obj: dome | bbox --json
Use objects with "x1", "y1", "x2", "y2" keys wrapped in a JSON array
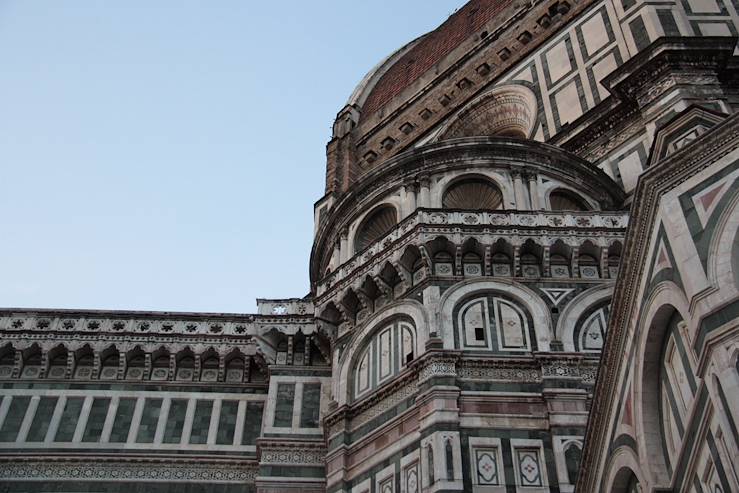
[{"x1": 349, "y1": 0, "x2": 514, "y2": 117}]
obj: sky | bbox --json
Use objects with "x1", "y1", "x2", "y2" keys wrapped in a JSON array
[{"x1": 0, "y1": 1, "x2": 465, "y2": 313}]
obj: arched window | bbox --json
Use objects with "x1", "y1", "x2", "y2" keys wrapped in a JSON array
[
  {"x1": 550, "y1": 254, "x2": 570, "y2": 278},
  {"x1": 445, "y1": 440, "x2": 455, "y2": 480},
  {"x1": 126, "y1": 350, "x2": 145, "y2": 380},
  {"x1": 353, "y1": 320, "x2": 417, "y2": 400},
  {"x1": 100, "y1": 349, "x2": 119, "y2": 380},
  {"x1": 550, "y1": 189, "x2": 590, "y2": 211},
  {"x1": 579, "y1": 253, "x2": 600, "y2": 279},
  {"x1": 608, "y1": 241, "x2": 623, "y2": 278},
  {"x1": 355, "y1": 206, "x2": 398, "y2": 253},
  {"x1": 0, "y1": 348, "x2": 15, "y2": 378},
  {"x1": 22, "y1": 347, "x2": 42, "y2": 378},
  {"x1": 151, "y1": 352, "x2": 170, "y2": 381},
  {"x1": 427, "y1": 444, "x2": 435, "y2": 485},
  {"x1": 491, "y1": 253, "x2": 511, "y2": 276},
  {"x1": 201, "y1": 354, "x2": 220, "y2": 382},
  {"x1": 74, "y1": 349, "x2": 94, "y2": 379},
  {"x1": 565, "y1": 444, "x2": 582, "y2": 484},
  {"x1": 225, "y1": 356, "x2": 245, "y2": 383},
  {"x1": 463, "y1": 252, "x2": 483, "y2": 277},
  {"x1": 47, "y1": 347, "x2": 68, "y2": 379},
  {"x1": 442, "y1": 178, "x2": 503, "y2": 210},
  {"x1": 455, "y1": 294, "x2": 535, "y2": 352},
  {"x1": 519, "y1": 239, "x2": 542, "y2": 278},
  {"x1": 434, "y1": 251, "x2": 454, "y2": 276}
]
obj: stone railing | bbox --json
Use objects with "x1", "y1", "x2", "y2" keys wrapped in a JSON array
[{"x1": 0, "y1": 310, "x2": 315, "y2": 338}]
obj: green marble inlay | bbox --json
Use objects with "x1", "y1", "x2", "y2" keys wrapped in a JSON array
[
  {"x1": 54, "y1": 397, "x2": 84, "y2": 442},
  {"x1": 109, "y1": 398, "x2": 136, "y2": 443},
  {"x1": 273, "y1": 383, "x2": 294, "y2": 427},
  {"x1": 242, "y1": 401, "x2": 264, "y2": 445},
  {"x1": 0, "y1": 396, "x2": 31, "y2": 442},
  {"x1": 136, "y1": 398, "x2": 163, "y2": 443},
  {"x1": 26, "y1": 396, "x2": 58, "y2": 442},
  {"x1": 300, "y1": 383, "x2": 321, "y2": 428},
  {"x1": 82, "y1": 397, "x2": 111, "y2": 442},
  {"x1": 189, "y1": 400, "x2": 213, "y2": 444},
  {"x1": 163, "y1": 398, "x2": 188, "y2": 444},
  {"x1": 216, "y1": 400, "x2": 239, "y2": 445}
]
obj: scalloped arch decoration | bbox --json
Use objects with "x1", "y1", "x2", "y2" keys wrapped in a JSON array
[{"x1": 438, "y1": 84, "x2": 538, "y2": 140}]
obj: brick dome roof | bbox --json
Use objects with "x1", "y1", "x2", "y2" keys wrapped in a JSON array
[{"x1": 360, "y1": 0, "x2": 513, "y2": 116}]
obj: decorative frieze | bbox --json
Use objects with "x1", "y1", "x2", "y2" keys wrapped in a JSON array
[
  {"x1": 261, "y1": 447, "x2": 326, "y2": 465},
  {"x1": 0, "y1": 312, "x2": 315, "y2": 338},
  {"x1": 458, "y1": 361, "x2": 541, "y2": 382},
  {"x1": 419, "y1": 356, "x2": 458, "y2": 383},
  {"x1": 0, "y1": 459, "x2": 258, "y2": 483}
]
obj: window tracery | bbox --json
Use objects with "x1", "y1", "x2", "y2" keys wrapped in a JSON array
[
  {"x1": 454, "y1": 294, "x2": 534, "y2": 352},
  {"x1": 353, "y1": 319, "x2": 416, "y2": 399}
]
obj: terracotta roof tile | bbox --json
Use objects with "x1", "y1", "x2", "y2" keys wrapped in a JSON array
[{"x1": 362, "y1": 0, "x2": 513, "y2": 116}]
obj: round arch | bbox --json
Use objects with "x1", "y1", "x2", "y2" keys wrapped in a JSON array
[
  {"x1": 334, "y1": 299, "x2": 430, "y2": 406},
  {"x1": 438, "y1": 278, "x2": 552, "y2": 351},
  {"x1": 557, "y1": 283, "x2": 614, "y2": 351},
  {"x1": 546, "y1": 187, "x2": 595, "y2": 212},
  {"x1": 632, "y1": 281, "x2": 691, "y2": 487},
  {"x1": 353, "y1": 204, "x2": 399, "y2": 254},
  {"x1": 441, "y1": 175, "x2": 504, "y2": 210},
  {"x1": 707, "y1": 189, "x2": 739, "y2": 291},
  {"x1": 602, "y1": 446, "x2": 646, "y2": 493},
  {"x1": 431, "y1": 169, "x2": 514, "y2": 210}
]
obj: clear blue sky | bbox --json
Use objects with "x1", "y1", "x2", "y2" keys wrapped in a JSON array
[{"x1": 0, "y1": 1, "x2": 464, "y2": 313}]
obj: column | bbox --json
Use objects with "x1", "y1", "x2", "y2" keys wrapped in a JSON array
[
  {"x1": 207, "y1": 399, "x2": 222, "y2": 445},
  {"x1": 126, "y1": 397, "x2": 145, "y2": 444},
  {"x1": 418, "y1": 176, "x2": 430, "y2": 208},
  {"x1": 100, "y1": 396, "x2": 119, "y2": 443},
  {"x1": 292, "y1": 382, "x2": 304, "y2": 428},
  {"x1": 16, "y1": 395, "x2": 40, "y2": 442},
  {"x1": 233, "y1": 400, "x2": 247, "y2": 446},
  {"x1": 403, "y1": 181, "x2": 418, "y2": 217},
  {"x1": 154, "y1": 397, "x2": 171, "y2": 444},
  {"x1": 72, "y1": 395, "x2": 94, "y2": 442},
  {"x1": 339, "y1": 228, "x2": 349, "y2": 264},
  {"x1": 44, "y1": 396, "x2": 66, "y2": 443},
  {"x1": 527, "y1": 171, "x2": 540, "y2": 210},
  {"x1": 512, "y1": 170, "x2": 527, "y2": 210},
  {"x1": 180, "y1": 399, "x2": 196, "y2": 445}
]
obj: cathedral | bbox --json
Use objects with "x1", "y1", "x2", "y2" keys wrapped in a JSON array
[{"x1": 1, "y1": 0, "x2": 738, "y2": 492}]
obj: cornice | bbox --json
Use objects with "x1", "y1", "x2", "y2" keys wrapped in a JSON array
[
  {"x1": 553, "y1": 37, "x2": 737, "y2": 159},
  {"x1": 314, "y1": 209, "x2": 627, "y2": 303}
]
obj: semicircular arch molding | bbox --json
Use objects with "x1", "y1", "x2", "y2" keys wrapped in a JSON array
[
  {"x1": 632, "y1": 281, "x2": 691, "y2": 487},
  {"x1": 602, "y1": 446, "x2": 647, "y2": 493},
  {"x1": 349, "y1": 201, "x2": 402, "y2": 255},
  {"x1": 334, "y1": 299, "x2": 429, "y2": 406},
  {"x1": 438, "y1": 278, "x2": 552, "y2": 351},
  {"x1": 436, "y1": 84, "x2": 538, "y2": 141},
  {"x1": 431, "y1": 169, "x2": 514, "y2": 210},
  {"x1": 707, "y1": 188, "x2": 739, "y2": 291},
  {"x1": 557, "y1": 283, "x2": 614, "y2": 351}
]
